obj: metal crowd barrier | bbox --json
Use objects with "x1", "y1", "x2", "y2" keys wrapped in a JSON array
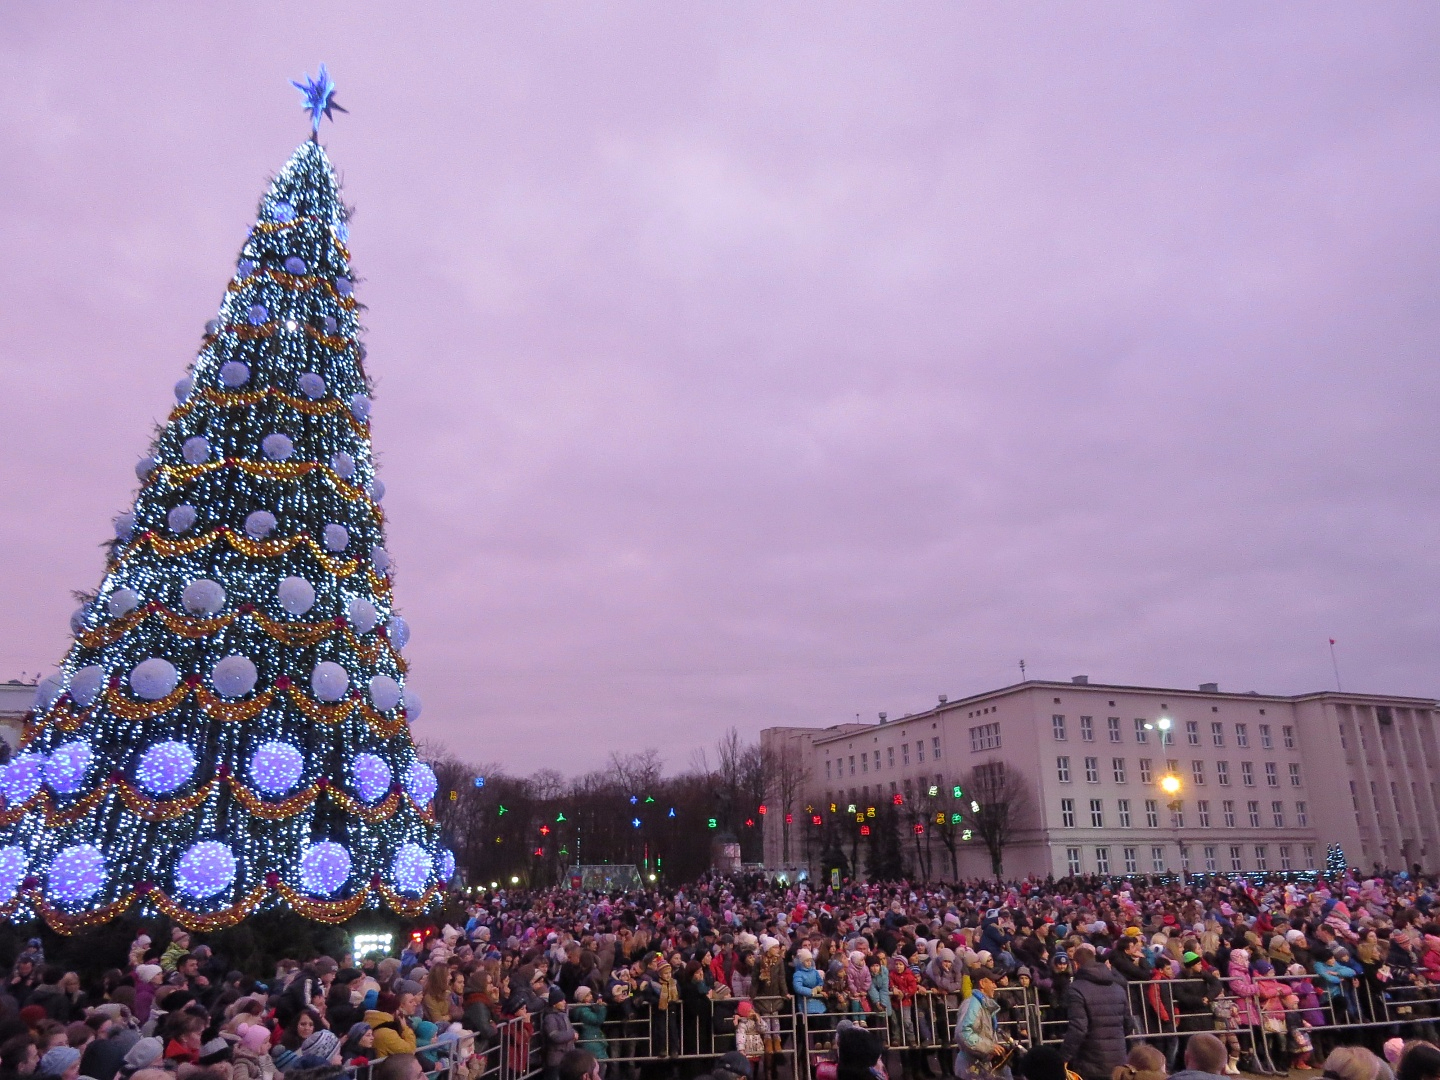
[{"x1": 346, "y1": 971, "x2": 1440, "y2": 1080}]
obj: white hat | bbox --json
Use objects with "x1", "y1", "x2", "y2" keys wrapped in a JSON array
[
  {"x1": 759, "y1": 936, "x2": 779, "y2": 951},
  {"x1": 135, "y1": 964, "x2": 163, "y2": 984},
  {"x1": 796, "y1": 948, "x2": 814, "y2": 962}
]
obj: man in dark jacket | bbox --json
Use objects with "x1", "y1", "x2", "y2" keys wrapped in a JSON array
[{"x1": 1059, "y1": 945, "x2": 1133, "y2": 1080}]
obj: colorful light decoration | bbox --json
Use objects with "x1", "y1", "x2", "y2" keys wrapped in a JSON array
[
  {"x1": 860, "y1": 825, "x2": 871, "y2": 836},
  {"x1": 810, "y1": 814, "x2": 822, "y2": 826},
  {"x1": 707, "y1": 817, "x2": 717, "y2": 829},
  {"x1": 927, "y1": 785, "x2": 939, "y2": 797},
  {"x1": 539, "y1": 825, "x2": 550, "y2": 836},
  {"x1": 951, "y1": 812, "x2": 963, "y2": 824},
  {"x1": 952, "y1": 785, "x2": 963, "y2": 798},
  {"x1": 913, "y1": 824, "x2": 925, "y2": 835},
  {"x1": 0, "y1": 116, "x2": 445, "y2": 931},
  {"x1": 784, "y1": 813, "x2": 793, "y2": 824},
  {"x1": 437, "y1": 849, "x2": 456, "y2": 880},
  {"x1": 174, "y1": 841, "x2": 237, "y2": 898},
  {"x1": 667, "y1": 807, "x2": 676, "y2": 818},
  {"x1": 631, "y1": 817, "x2": 642, "y2": 828},
  {"x1": 757, "y1": 804, "x2": 767, "y2": 815},
  {"x1": 891, "y1": 793, "x2": 903, "y2": 806}
]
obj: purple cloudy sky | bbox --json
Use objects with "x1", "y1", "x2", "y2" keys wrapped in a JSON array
[{"x1": 2, "y1": 6, "x2": 1438, "y2": 774}]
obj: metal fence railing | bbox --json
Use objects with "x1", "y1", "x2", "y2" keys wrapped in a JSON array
[{"x1": 342, "y1": 973, "x2": 1440, "y2": 1080}]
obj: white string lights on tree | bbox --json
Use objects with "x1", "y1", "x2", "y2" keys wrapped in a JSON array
[{"x1": 1, "y1": 71, "x2": 449, "y2": 933}]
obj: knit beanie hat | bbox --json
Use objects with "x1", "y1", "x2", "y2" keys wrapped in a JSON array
[
  {"x1": 40, "y1": 1047, "x2": 81, "y2": 1076},
  {"x1": 135, "y1": 964, "x2": 163, "y2": 984},
  {"x1": 300, "y1": 1029, "x2": 341, "y2": 1063},
  {"x1": 238, "y1": 1023, "x2": 272, "y2": 1053},
  {"x1": 123, "y1": 1037, "x2": 164, "y2": 1070}
]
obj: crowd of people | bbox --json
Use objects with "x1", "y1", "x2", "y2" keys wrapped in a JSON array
[{"x1": 4, "y1": 869, "x2": 1440, "y2": 1080}]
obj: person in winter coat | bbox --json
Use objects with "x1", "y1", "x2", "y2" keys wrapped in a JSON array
[
  {"x1": 954, "y1": 976, "x2": 1010, "y2": 1080},
  {"x1": 131, "y1": 967, "x2": 163, "y2": 1027},
  {"x1": 541, "y1": 986, "x2": 577, "y2": 1080},
  {"x1": 926, "y1": 949, "x2": 965, "y2": 1067},
  {"x1": 571, "y1": 987, "x2": 609, "y2": 1063},
  {"x1": 1312, "y1": 948, "x2": 1358, "y2": 1023},
  {"x1": 845, "y1": 953, "x2": 873, "y2": 1005},
  {"x1": 1059, "y1": 946, "x2": 1133, "y2": 1080},
  {"x1": 365, "y1": 979, "x2": 422, "y2": 1059},
  {"x1": 1287, "y1": 965, "x2": 1327, "y2": 1028},
  {"x1": 230, "y1": 1023, "x2": 278, "y2": 1080}
]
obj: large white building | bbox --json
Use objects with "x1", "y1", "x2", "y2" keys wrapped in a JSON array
[
  {"x1": 762, "y1": 677, "x2": 1439, "y2": 880},
  {"x1": 0, "y1": 679, "x2": 34, "y2": 760}
]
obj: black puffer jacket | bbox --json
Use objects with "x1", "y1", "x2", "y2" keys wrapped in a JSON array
[{"x1": 1059, "y1": 964, "x2": 1133, "y2": 1080}]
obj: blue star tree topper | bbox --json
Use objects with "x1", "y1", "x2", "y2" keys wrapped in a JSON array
[{"x1": 293, "y1": 64, "x2": 347, "y2": 136}]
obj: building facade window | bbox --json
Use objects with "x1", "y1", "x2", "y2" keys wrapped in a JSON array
[
  {"x1": 1080, "y1": 716, "x2": 1094, "y2": 742},
  {"x1": 1112, "y1": 758, "x2": 1127, "y2": 783},
  {"x1": 1255, "y1": 846, "x2": 1268, "y2": 871},
  {"x1": 1211, "y1": 721, "x2": 1225, "y2": 747},
  {"x1": 1123, "y1": 846, "x2": 1138, "y2": 873},
  {"x1": 1272, "y1": 801, "x2": 1284, "y2": 827},
  {"x1": 1230, "y1": 845, "x2": 1243, "y2": 872},
  {"x1": 1217, "y1": 760, "x2": 1230, "y2": 786},
  {"x1": 1191, "y1": 760, "x2": 1205, "y2": 785},
  {"x1": 1084, "y1": 757, "x2": 1099, "y2": 783},
  {"x1": 1186, "y1": 720, "x2": 1200, "y2": 745},
  {"x1": 916, "y1": 741, "x2": 925, "y2": 762},
  {"x1": 849, "y1": 755, "x2": 856, "y2": 775},
  {"x1": 1241, "y1": 761, "x2": 1254, "y2": 787},
  {"x1": 826, "y1": 760, "x2": 832, "y2": 779},
  {"x1": 1172, "y1": 801, "x2": 1185, "y2": 828},
  {"x1": 1108, "y1": 716, "x2": 1122, "y2": 743},
  {"x1": 1056, "y1": 756, "x2": 1072, "y2": 783},
  {"x1": 1134, "y1": 718, "x2": 1149, "y2": 743},
  {"x1": 1139, "y1": 759, "x2": 1153, "y2": 784},
  {"x1": 1235, "y1": 723, "x2": 1249, "y2": 747},
  {"x1": 969, "y1": 723, "x2": 1001, "y2": 752},
  {"x1": 1197, "y1": 799, "x2": 1211, "y2": 827},
  {"x1": 1247, "y1": 800, "x2": 1261, "y2": 827},
  {"x1": 1089, "y1": 799, "x2": 1104, "y2": 828},
  {"x1": 1265, "y1": 762, "x2": 1279, "y2": 788},
  {"x1": 1283, "y1": 725, "x2": 1295, "y2": 749},
  {"x1": 887, "y1": 747, "x2": 895, "y2": 767},
  {"x1": 1145, "y1": 799, "x2": 1159, "y2": 828},
  {"x1": 1296, "y1": 801, "x2": 1308, "y2": 827},
  {"x1": 1060, "y1": 798, "x2": 1076, "y2": 828},
  {"x1": 1204, "y1": 845, "x2": 1217, "y2": 871},
  {"x1": 1223, "y1": 800, "x2": 1236, "y2": 827},
  {"x1": 1118, "y1": 798, "x2": 1131, "y2": 827},
  {"x1": 1066, "y1": 848, "x2": 1082, "y2": 875},
  {"x1": 1053, "y1": 715, "x2": 1067, "y2": 741},
  {"x1": 1289, "y1": 763, "x2": 1302, "y2": 787},
  {"x1": 1095, "y1": 847, "x2": 1110, "y2": 874},
  {"x1": 1151, "y1": 846, "x2": 1166, "y2": 872},
  {"x1": 861, "y1": 754, "x2": 868, "y2": 773},
  {"x1": 932, "y1": 737, "x2": 942, "y2": 758},
  {"x1": 902, "y1": 744, "x2": 910, "y2": 766},
  {"x1": 1304, "y1": 844, "x2": 1316, "y2": 869},
  {"x1": 1279, "y1": 845, "x2": 1292, "y2": 871},
  {"x1": 1166, "y1": 758, "x2": 1180, "y2": 777},
  {"x1": 1259, "y1": 724, "x2": 1272, "y2": 749}
]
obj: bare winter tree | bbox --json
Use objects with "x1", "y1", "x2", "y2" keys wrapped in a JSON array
[
  {"x1": 608, "y1": 749, "x2": 664, "y2": 793},
  {"x1": 764, "y1": 739, "x2": 811, "y2": 865},
  {"x1": 963, "y1": 760, "x2": 1036, "y2": 878}
]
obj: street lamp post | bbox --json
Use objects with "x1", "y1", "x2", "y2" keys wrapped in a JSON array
[{"x1": 1160, "y1": 773, "x2": 1185, "y2": 884}]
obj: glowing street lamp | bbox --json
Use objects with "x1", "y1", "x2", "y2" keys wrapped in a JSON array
[{"x1": 1159, "y1": 774, "x2": 1186, "y2": 882}]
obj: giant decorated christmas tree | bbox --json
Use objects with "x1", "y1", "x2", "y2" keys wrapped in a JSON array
[{"x1": 0, "y1": 69, "x2": 452, "y2": 932}]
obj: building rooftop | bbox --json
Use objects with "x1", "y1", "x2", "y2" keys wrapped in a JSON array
[{"x1": 800, "y1": 678, "x2": 1437, "y2": 747}]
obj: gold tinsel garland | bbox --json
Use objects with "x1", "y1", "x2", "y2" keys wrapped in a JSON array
[
  {"x1": 114, "y1": 527, "x2": 364, "y2": 577},
  {"x1": 0, "y1": 874, "x2": 424, "y2": 934},
  {"x1": 25, "y1": 680, "x2": 408, "y2": 741},
  {"x1": 171, "y1": 386, "x2": 370, "y2": 437},
  {"x1": 0, "y1": 767, "x2": 424, "y2": 828},
  {"x1": 151, "y1": 460, "x2": 380, "y2": 519},
  {"x1": 227, "y1": 267, "x2": 358, "y2": 308}
]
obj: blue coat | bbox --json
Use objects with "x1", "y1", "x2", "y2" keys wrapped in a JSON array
[{"x1": 793, "y1": 964, "x2": 825, "y2": 1014}]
